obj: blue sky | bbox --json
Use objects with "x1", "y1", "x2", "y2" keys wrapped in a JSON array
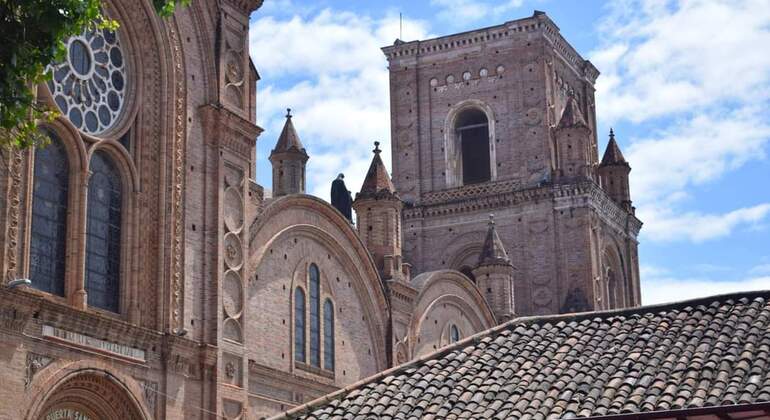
[{"x1": 247, "y1": 0, "x2": 770, "y2": 304}]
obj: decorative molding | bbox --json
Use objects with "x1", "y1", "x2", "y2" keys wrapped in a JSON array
[
  {"x1": 0, "y1": 305, "x2": 31, "y2": 333},
  {"x1": 167, "y1": 19, "x2": 187, "y2": 335},
  {"x1": 405, "y1": 180, "x2": 641, "y2": 239},
  {"x1": 138, "y1": 379, "x2": 159, "y2": 416},
  {"x1": 25, "y1": 352, "x2": 54, "y2": 388},
  {"x1": 42, "y1": 325, "x2": 146, "y2": 362},
  {"x1": 4, "y1": 149, "x2": 23, "y2": 284}
]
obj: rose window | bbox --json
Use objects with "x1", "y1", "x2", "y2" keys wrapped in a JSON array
[{"x1": 47, "y1": 28, "x2": 126, "y2": 135}]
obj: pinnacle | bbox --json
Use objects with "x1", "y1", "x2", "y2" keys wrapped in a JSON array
[
  {"x1": 271, "y1": 108, "x2": 306, "y2": 156},
  {"x1": 477, "y1": 214, "x2": 512, "y2": 267},
  {"x1": 556, "y1": 95, "x2": 589, "y2": 130},
  {"x1": 600, "y1": 129, "x2": 628, "y2": 166},
  {"x1": 357, "y1": 141, "x2": 397, "y2": 200}
]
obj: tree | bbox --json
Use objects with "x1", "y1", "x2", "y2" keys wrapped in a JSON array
[{"x1": 0, "y1": 0, "x2": 189, "y2": 149}]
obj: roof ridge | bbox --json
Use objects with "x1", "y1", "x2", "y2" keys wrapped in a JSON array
[{"x1": 269, "y1": 289, "x2": 770, "y2": 419}]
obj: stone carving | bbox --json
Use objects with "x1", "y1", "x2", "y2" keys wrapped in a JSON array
[
  {"x1": 25, "y1": 353, "x2": 54, "y2": 388},
  {"x1": 223, "y1": 270, "x2": 243, "y2": 318},
  {"x1": 225, "y1": 361, "x2": 236, "y2": 378},
  {"x1": 224, "y1": 232, "x2": 243, "y2": 270},
  {"x1": 532, "y1": 287, "x2": 552, "y2": 307},
  {"x1": 0, "y1": 306, "x2": 31, "y2": 333},
  {"x1": 224, "y1": 187, "x2": 244, "y2": 233},
  {"x1": 168, "y1": 20, "x2": 187, "y2": 334},
  {"x1": 222, "y1": 399, "x2": 244, "y2": 420},
  {"x1": 223, "y1": 318, "x2": 242, "y2": 342},
  {"x1": 4, "y1": 149, "x2": 23, "y2": 284},
  {"x1": 139, "y1": 379, "x2": 159, "y2": 416}
]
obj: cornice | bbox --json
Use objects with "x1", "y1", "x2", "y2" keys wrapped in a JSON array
[{"x1": 404, "y1": 180, "x2": 641, "y2": 238}]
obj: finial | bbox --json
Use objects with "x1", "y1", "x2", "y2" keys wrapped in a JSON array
[
  {"x1": 373, "y1": 141, "x2": 381, "y2": 154},
  {"x1": 286, "y1": 108, "x2": 292, "y2": 119},
  {"x1": 488, "y1": 214, "x2": 495, "y2": 226},
  {"x1": 609, "y1": 128, "x2": 615, "y2": 140}
]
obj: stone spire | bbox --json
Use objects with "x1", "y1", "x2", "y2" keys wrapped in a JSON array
[
  {"x1": 353, "y1": 142, "x2": 405, "y2": 280},
  {"x1": 556, "y1": 95, "x2": 589, "y2": 130},
  {"x1": 598, "y1": 129, "x2": 633, "y2": 212},
  {"x1": 273, "y1": 108, "x2": 306, "y2": 154},
  {"x1": 600, "y1": 129, "x2": 628, "y2": 166},
  {"x1": 472, "y1": 214, "x2": 515, "y2": 323},
  {"x1": 554, "y1": 95, "x2": 593, "y2": 180},
  {"x1": 269, "y1": 109, "x2": 309, "y2": 197},
  {"x1": 357, "y1": 141, "x2": 397, "y2": 200},
  {"x1": 478, "y1": 215, "x2": 511, "y2": 266}
]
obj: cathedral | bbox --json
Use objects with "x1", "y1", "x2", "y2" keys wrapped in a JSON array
[{"x1": 0, "y1": 2, "x2": 641, "y2": 419}]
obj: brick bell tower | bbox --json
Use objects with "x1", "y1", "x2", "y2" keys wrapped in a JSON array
[{"x1": 382, "y1": 11, "x2": 643, "y2": 316}]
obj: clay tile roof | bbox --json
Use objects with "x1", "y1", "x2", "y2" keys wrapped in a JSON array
[
  {"x1": 271, "y1": 291, "x2": 770, "y2": 420},
  {"x1": 357, "y1": 142, "x2": 397, "y2": 200},
  {"x1": 601, "y1": 129, "x2": 629, "y2": 166},
  {"x1": 477, "y1": 215, "x2": 511, "y2": 266},
  {"x1": 557, "y1": 95, "x2": 589, "y2": 130},
  {"x1": 271, "y1": 108, "x2": 306, "y2": 155}
]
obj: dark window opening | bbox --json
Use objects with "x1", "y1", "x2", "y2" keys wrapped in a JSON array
[
  {"x1": 457, "y1": 109, "x2": 490, "y2": 185},
  {"x1": 459, "y1": 266, "x2": 476, "y2": 283},
  {"x1": 294, "y1": 287, "x2": 306, "y2": 362},
  {"x1": 30, "y1": 131, "x2": 69, "y2": 296},
  {"x1": 309, "y1": 264, "x2": 321, "y2": 367}
]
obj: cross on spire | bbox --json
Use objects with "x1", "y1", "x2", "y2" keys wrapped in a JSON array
[
  {"x1": 373, "y1": 141, "x2": 381, "y2": 154},
  {"x1": 286, "y1": 108, "x2": 292, "y2": 119}
]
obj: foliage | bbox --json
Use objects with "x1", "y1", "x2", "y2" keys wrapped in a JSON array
[{"x1": 0, "y1": 0, "x2": 187, "y2": 150}]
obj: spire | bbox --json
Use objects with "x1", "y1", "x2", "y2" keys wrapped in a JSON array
[
  {"x1": 477, "y1": 214, "x2": 511, "y2": 266},
  {"x1": 357, "y1": 141, "x2": 397, "y2": 200},
  {"x1": 272, "y1": 108, "x2": 306, "y2": 154},
  {"x1": 600, "y1": 129, "x2": 628, "y2": 166},
  {"x1": 556, "y1": 95, "x2": 589, "y2": 130}
]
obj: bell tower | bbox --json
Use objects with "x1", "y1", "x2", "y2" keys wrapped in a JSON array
[
  {"x1": 383, "y1": 11, "x2": 642, "y2": 316},
  {"x1": 269, "y1": 109, "x2": 308, "y2": 197}
]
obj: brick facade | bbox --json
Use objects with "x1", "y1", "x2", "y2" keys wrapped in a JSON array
[{"x1": 0, "y1": 5, "x2": 640, "y2": 420}]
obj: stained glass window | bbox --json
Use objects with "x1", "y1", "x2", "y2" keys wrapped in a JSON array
[
  {"x1": 323, "y1": 299, "x2": 335, "y2": 371},
  {"x1": 85, "y1": 151, "x2": 122, "y2": 312},
  {"x1": 294, "y1": 287, "x2": 306, "y2": 362},
  {"x1": 29, "y1": 132, "x2": 69, "y2": 296},
  {"x1": 309, "y1": 264, "x2": 321, "y2": 367}
]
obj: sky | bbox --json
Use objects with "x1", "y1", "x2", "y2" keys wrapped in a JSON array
[{"x1": 247, "y1": 0, "x2": 770, "y2": 305}]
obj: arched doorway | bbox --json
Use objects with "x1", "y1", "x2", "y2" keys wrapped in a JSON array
[{"x1": 34, "y1": 371, "x2": 146, "y2": 420}]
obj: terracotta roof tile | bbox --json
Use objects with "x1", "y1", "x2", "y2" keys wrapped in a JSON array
[{"x1": 273, "y1": 291, "x2": 770, "y2": 419}]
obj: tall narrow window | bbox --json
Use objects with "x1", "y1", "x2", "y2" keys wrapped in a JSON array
[
  {"x1": 309, "y1": 264, "x2": 321, "y2": 367},
  {"x1": 456, "y1": 108, "x2": 490, "y2": 185},
  {"x1": 450, "y1": 324, "x2": 461, "y2": 343},
  {"x1": 323, "y1": 299, "x2": 335, "y2": 371},
  {"x1": 85, "y1": 151, "x2": 122, "y2": 312},
  {"x1": 29, "y1": 132, "x2": 69, "y2": 296},
  {"x1": 294, "y1": 287, "x2": 306, "y2": 362}
]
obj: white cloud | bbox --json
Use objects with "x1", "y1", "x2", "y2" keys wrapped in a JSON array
[
  {"x1": 639, "y1": 203, "x2": 770, "y2": 242},
  {"x1": 640, "y1": 263, "x2": 770, "y2": 304},
  {"x1": 593, "y1": 0, "x2": 770, "y2": 122},
  {"x1": 591, "y1": 0, "x2": 770, "y2": 243},
  {"x1": 750, "y1": 264, "x2": 770, "y2": 276},
  {"x1": 430, "y1": 0, "x2": 526, "y2": 25},
  {"x1": 642, "y1": 275, "x2": 770, "y2": 305},
  {"x1": 249, "y1": 10, "x2": 431, "y2": 200}
]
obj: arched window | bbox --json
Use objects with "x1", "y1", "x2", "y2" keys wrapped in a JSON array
[
  {"x1": 450, "y1": 324, "x2": 461, "y2": 343},
  {"x1": 323, "y1": 299, "x2": 335, "y2": 371},
  {"x1": 309, "y1": 264, "x2": 321, "y2": 367},
  {"x1": 85, "y1": 151, "x2": 122, "y2": 312},
  {"x1": 294, "y1": 287, "x2": 306, "y2": 362},
  {"x1": 456, "y1": 108, "x2": 490, "y2": 185},
  {"x1": 29, "y1": 131, "x2": 69, "y2": 296}
]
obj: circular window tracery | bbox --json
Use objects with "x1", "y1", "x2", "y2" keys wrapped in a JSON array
[{"x1": 47, "y1": 28, "x2": 127, "y2": 135}]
